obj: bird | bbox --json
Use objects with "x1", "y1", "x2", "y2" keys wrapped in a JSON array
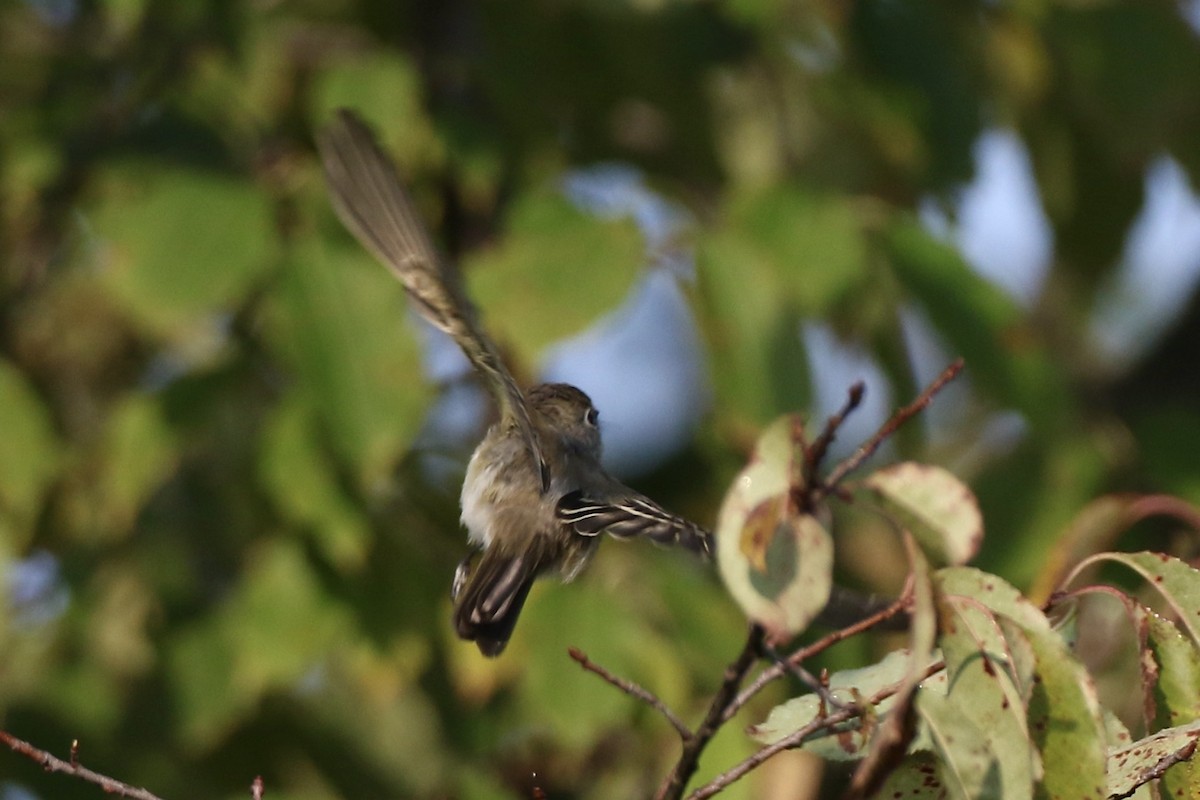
[{"x1": 318, "y1": 109, "x2": 711, "y2": 656}]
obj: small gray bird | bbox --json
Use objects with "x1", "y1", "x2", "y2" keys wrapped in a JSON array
[{"x1": 319, "y1": 110, "x2": 711, "y2": 656}]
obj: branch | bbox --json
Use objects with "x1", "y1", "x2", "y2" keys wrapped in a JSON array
[
  {"x1": 804, "y1": 380, "x2": 865, "y2": 487},
  {"x1": 0, "y1": 730, "x2": 166, "y2": 800},
  {"x1": 724, "y1": 594, "x2": 910, "y2": 724},
  {"x1": 655, "y1": 625, "x2": 765, "y2": 800},
  {"x1": 568, "y1": 647, "x2": 692, "y2": 739},
  {"x1": 686, "y1": 660, "x2": 944, "y2": 800},
  {"x1": 821, "y1": 359, "x2": 964, "y2": 493}
]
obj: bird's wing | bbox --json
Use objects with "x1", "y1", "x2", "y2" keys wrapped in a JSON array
[
  {"x1": 556, "y1": 489, "x2": 712, "y2": 558},
  {"x1": 318, "y1": 109, "x2": 548, "y2": 490}
]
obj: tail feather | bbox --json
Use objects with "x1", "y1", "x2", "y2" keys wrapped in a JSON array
[{"x1": 453, "y1": 550, "x2": 537, "y2": 657}]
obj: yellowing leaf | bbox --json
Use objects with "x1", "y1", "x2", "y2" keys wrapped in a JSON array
[
  {"x1": 865, "y1": 462, "x2": 982, "y2": 566},
  {"x1": 716, "y1": 415, "x2": 832, "y2": 638}
]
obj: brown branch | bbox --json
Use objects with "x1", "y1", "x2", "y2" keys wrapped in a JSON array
[
  {"x1": 0, "y1": 730, "x2": 166, "y2": 800},
  {"x1": 569, "y1": 647, "x2": 692, "y2": 740},
  {"x1": 724, "y1": 594, "x2": 910, "y2": 724},
  {"x1": 804, "y1": 381, "x2": 866, "y2": 487},
  {"x1": 821, "y1": 359, "x2": 964, "y2": 494},
  {"x1": 687, "y1": 660, "x2": 944, "y2": 800},
  {"x1": 655, "y1": 625, "x2": 765, "y2": 800}
]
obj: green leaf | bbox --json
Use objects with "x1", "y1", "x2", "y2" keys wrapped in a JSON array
[
  {"x1": 863, "y1": 462, "x2": 982, "y2": 566},
  {"x1": 59, "y1": 394, "x2": 178, "y2": 542},
  {"x1": 915, "y1": 690, "x2": 1001, "y2": 800},
  {"x1": 937, "y1": 568, "x2": 1107, "y2": 799},
  {"x1": 464, "y1": 189, "x2": 645, "y2": 362},
  {"x1": 1145, "y1": 610, "x2": 1200, "y2": 794},
  {"x1": 259, "y1": 396, "x2": 372, "y2": 571},
  {"x1": 169, "y1": 540, "x2": 352, "y2": 748},
  {"x1": 311, "y1": 52, "x2": 444, "y2": 176},
  {"x1": 749, "y1": 647, "x2": 912, "y2": 752},
  {"x1": 1105, "y1": 721, "x2": 1200, "y2": 798},
  {"x1": 846, "y1": 535, "x2": 938, "y2": 796},
  {"x1": 698, "y1": 229, "x2": 809, "y2": 423},
  {"x1": 1065, "y1": 552, "x2": 1200, "y2": 645},
  {"x1": 884, "y1": 218, "x2": 1072, "y2": 433},
  {"x1": 92, "y1": 163, "x2": 272, "y2": 340},
  {"x1": 872, "y1": 750, "x2": 952, "y2": 799},
  {"x1": 0, "y1": 358, "x2": 61, "y2": 548},
  {"x1": 716, "y1": 415, "x2": 832, "y2": 638},
  {"x1": 268, "y1": 240, "x2": 427, "y2": 480},
  {"x1": 931, "y1": 592, "x2": 1035, "y2": 800},
  {"x1": 724, "y1": 185, "x2": 870, "y2": 314}
]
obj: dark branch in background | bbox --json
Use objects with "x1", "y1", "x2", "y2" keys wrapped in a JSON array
[
  {"x1": 0, "y1": 730, "x2": 166, "y2": 800},
  {"x1": 569, "y1": 647, "x2": 692, "y2": 739},
  {"x1": 820, "y1": 358, "x2": 964, "y2": 495}
]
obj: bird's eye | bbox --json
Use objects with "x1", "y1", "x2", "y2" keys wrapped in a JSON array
[{"x1": 584, "y1": 407, "x2": 599, "y2": 427}]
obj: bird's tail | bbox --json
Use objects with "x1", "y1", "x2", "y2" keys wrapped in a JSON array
[{"x1": 453, "y1": 549, "x2": 538, "y2": 657}]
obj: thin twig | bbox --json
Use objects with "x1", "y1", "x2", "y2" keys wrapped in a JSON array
[
  {"x1": 821, "y1": 359, "x2": 964, "y2": 494},
  {"x1": 655, "y1": 625, "x2": 765, "y2": 800},
  {"x1": 804, "y1": 381, "x2": 865, "y2": 488},
  {"x1": 569, "y1": 647, "x2": 692, "y2": 739},
  {"x1": 0, "y1": 731, "x2": 166, "y2": 800},
  {"x1": 724, "y1": 594, "x2": 910, "y2": 724},
  {"x1": 759, "y1": 640, "x2": 850, "y2": 712},
  {"x1": 687, "y1": 660, "x2": 945, "y2": 800}
]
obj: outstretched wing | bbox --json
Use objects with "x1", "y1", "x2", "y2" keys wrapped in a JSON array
[
  {"x1": 556, "y1": 489, "x2": 712, "y2": 558},
  {"x1": 318, "y1": 109, "x2": 548, "y2": 491}
]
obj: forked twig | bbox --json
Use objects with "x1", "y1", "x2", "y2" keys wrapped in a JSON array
[{"x1": 821, "y1": 359, "x2": 964, "y2": 493}]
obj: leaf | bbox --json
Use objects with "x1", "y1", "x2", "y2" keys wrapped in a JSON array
[
  {"x1": 1105, "y1": 721, "x2": 1200, "y2": 798},
  {"x1": 259, "y1": 397, "x2": 372, "y2": 571},
  {"x1": 60, "y1": 394, "x2": 178, "y2": 542},
  {"x1": 915, "y1": 690, "x2": 1002, "y2": 800},
  {"x1": 724, "y1": 185, "x2": 870, "y2": 314},
  {"x1": 931, "y1": 592, "x2": 1035, "y2": 800},
  {"x1": 697, "y1": 230, "x2": 809, "y2": 423},
  {"x1": 1066, "y1": 552, "x2": 1200, "y2": 645},
  {"x1": 268, "y1": 240, "x2": 428, "y2": 480},
  {"x1": 749, "y1": 648, "x2": 912, "y2": 753},
  {"x1": 846, "y1": 534, "x2": 938, "y2": 797},
  {"x1": 168, "y1": 540, "x2": 352, "y2": 748},
  {"x1": 871, "y1": 751, "x2": 951, "y2": 799},
  {"x1": 716, "y1": 415, "x2": 832, "y2": 638},
  {"x1": 311, "y1": 52, "x2": 444, "y2": 178},
  {"x1": 92, "y1": 163, "x2": 272, "y2": 341},
  {"x1": 464, "y1": 189, "x2": 646, "y2": 362},
  {"x1": 884, "y1": 218, "x2": 1072, "y2": 434},
  {"x1": 937, "y1": 568, "x2": 1107, "y2": 799},
  {"x1": 0, "y1": 359, "x2": 61, "y2": 548},
  {"x1": 864, "y1": 462, "x2": 982, "y2": 566},
  {"x1": 1144, "y1": 609, "x2": 1200, "y2": 794}
]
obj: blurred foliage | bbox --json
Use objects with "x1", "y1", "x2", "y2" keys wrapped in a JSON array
[{"x1": 1, "y1": 0, "x2": 1199, "y2": 798}]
